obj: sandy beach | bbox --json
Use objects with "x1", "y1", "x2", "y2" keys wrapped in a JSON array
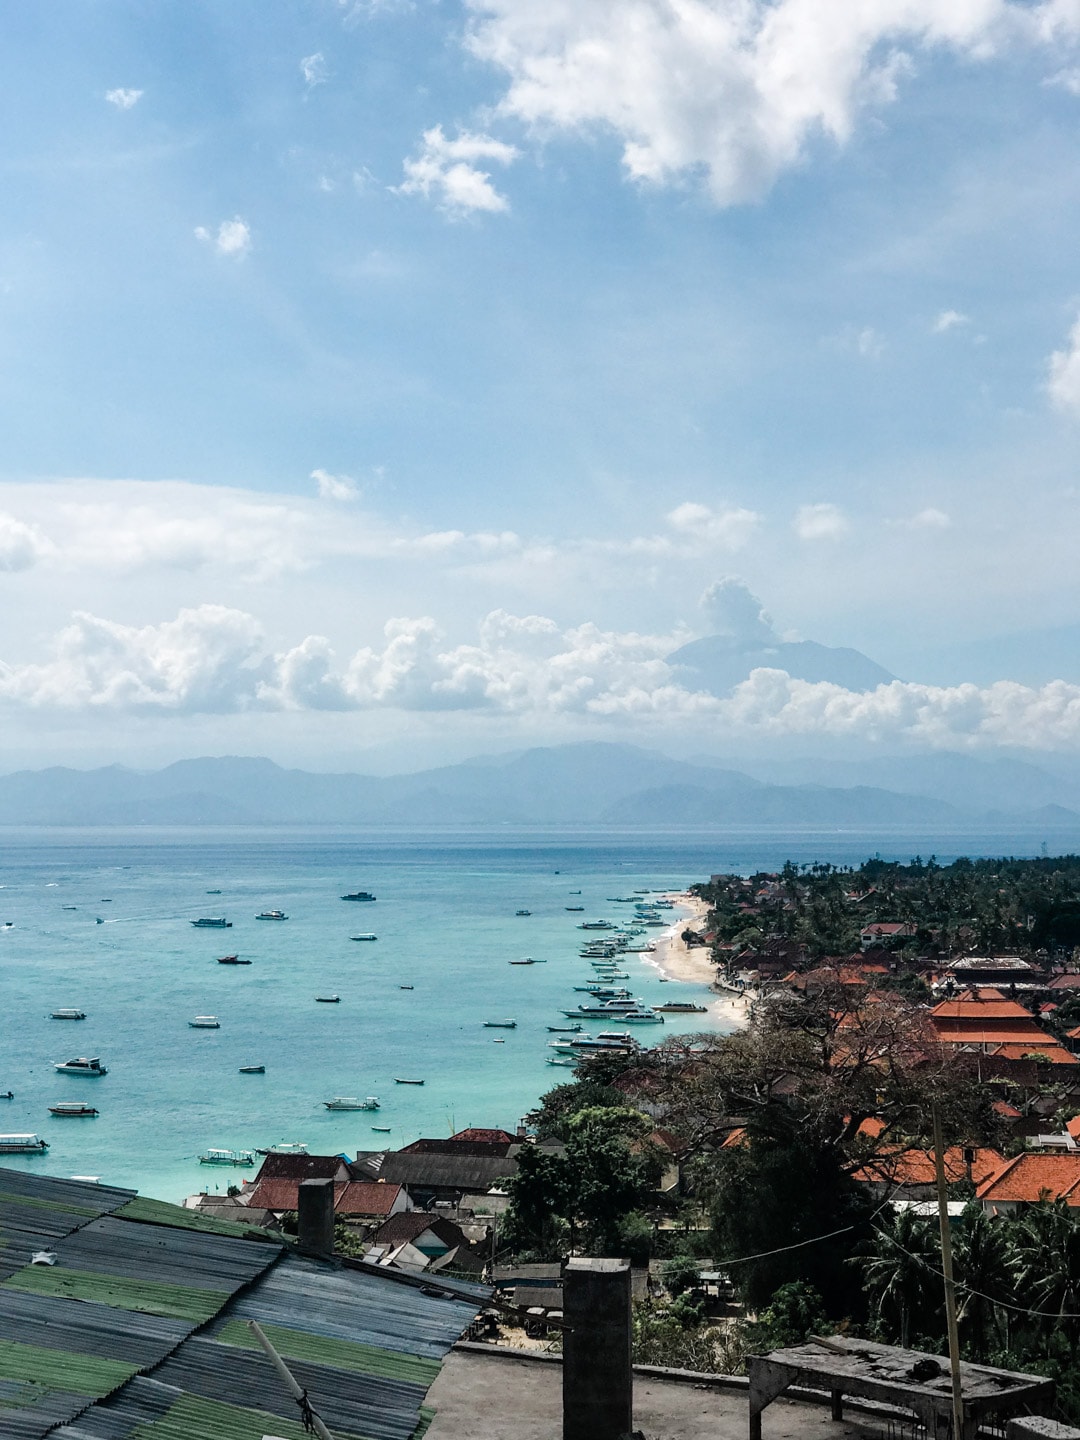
[{"x1": 647, "y1": 892, "x2": 751, "y2": 1032}]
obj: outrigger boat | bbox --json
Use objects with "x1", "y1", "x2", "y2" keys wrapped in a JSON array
[
  {"x1": 483, "y1": 1019, "x2": 517, "y2": 1028},
  {"x1": 189, "y1": 1016, "x2": 220, "y2": 1028},
  {"x1": 49, "y1": 1102, "x2": 98, "y2": 1117},
  {"x1": 199, "y1": 1148, "x2": 255, "y2": 1166},
  {"x1": 323, "y1": 1096, "x2": 380, "y2": 1111},
  {"x1": 255, "y1": 1141, "x2": 307, "y2": 1155},
  {"x1": 50, "y1": 1008, "x2": 86, "y2": 1020}
]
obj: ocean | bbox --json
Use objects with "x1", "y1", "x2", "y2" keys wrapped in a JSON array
[{"x1": 0, "y1": 826, "x2": 1065, "y2": 1202}]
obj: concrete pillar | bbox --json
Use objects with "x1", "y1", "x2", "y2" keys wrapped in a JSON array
[
  {"x1": 297, "y1": 1178, "x2": 335, "y2": 1258},
  {"x1": 562, "y1": 1257, "x2": 632, "y2": 1440}
]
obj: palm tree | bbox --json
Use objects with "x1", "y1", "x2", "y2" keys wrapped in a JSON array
[
  {"x1": 952, "y1": 1203, "x2": 1014, "y2": 1359},
  {"x1": 1010, "y1": 1201, "x2": 1080, "y2": 1353},
  {"x1": 858, "y1": 1209, "x2": 943, "y2": 1349}
]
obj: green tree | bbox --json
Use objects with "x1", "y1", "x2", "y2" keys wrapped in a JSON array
[
  {"x1": 857, "y1": 1208, "x2": 943, "y2": 1349},
  {"x1": 952, "y1": 1203, "x2": 1014, "y2": 1359}
]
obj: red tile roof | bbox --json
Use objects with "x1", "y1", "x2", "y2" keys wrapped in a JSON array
[
  {"x1": 988, "y1": 1042, "x2": 1077, "y2": 1066},
  {"x1": 977, "y1": 1153, "x2": 1080, "y2": 1205},
  {"x1": 254, "y1": 1153, "x2": 349, "y2": 1182},
  {"x1": 855, "y1": 1145, "x2": 1005, "y2": 1189},
  {"x1": 451, "y1": 1128, "x2": 517, "y2": 1144},
  {"x1": 933, "y1": 1025, "x2": 1055, "y2": 1045},
  {"x1": 993, "y1": 1099, "x2": 1023, "y2": 1119},
  {"x1": 243, "y1": 1177, "x2": 403, "y2": 1215}
]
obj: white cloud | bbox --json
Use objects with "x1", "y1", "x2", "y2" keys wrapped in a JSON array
[
  {"x1": 301, "y1": 52, "x2": 328, "y2": 87},
  {"x1": 793, "y1": 503, "x2": 850, "y2": 541},
  {"x1": 12, "y1": 603, "x2": 1080, "y2": 754},
  {"x1": 195, "y1": 218, "x2": 252, "y2": 258},
  {"x1": 905, "y1": 507, "x2": 951, "y2": 530},
  {"x1": 699, "y1": 577, "x2": 777, "y2": 645},
  {"x1": 397, "y1": 125, "x2": 519, "y2": 215},
  {"x1": 0, "y1": 513, "x2": 51, "y2": 571},
  {"x1": 105, "y1": 88, "x2": 143, "y2": 110},
  {"x1": 856, "y1": 327, "x2": 884, "y2": 358},
  {"x1": 1048, "y1": 313, "x2": 1080, "y2": 413},
  {"x1": 311, "y1": 468, "x2": 359, "y2": 502},
  {"x1": 464, "y1": 0, "x2": 1080, "y2": 205},
  {"x1": 666, "y1": 501, "x2": 761, "y2": 550},
  {"x1": 933, "y1": 309, "x2": 970, "y2": 333}
]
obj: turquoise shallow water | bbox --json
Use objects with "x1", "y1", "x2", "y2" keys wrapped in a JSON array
[{"x1": 0, "y1": 826, "x2": 1059, "y2": 1202}]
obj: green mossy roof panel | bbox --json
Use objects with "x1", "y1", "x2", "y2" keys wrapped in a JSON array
[
  {"x1": 215, "y1": 1318, "x2": 440, "y2": 1385},
  {"x1": 127, "y1": 1391, "x2": 370, "y2": 1440},
  {"x1": 116, "y1": 1196, "x2": 281, "y2": 1241},
  {"x1": 0, "y1": 1188, "x2": 99, "y2": 1218},
  {"x1": 0, "y1": 1336, "x2": 137, "y2": 1397},
  {"x1": 3, "y1": 1265, "x2": 229, "y2": 1322}
]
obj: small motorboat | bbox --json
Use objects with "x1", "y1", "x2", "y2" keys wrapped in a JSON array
[
  {"x1": 0, "y1": 1092, "x2": 13, "y2": 1100},
  {"x1": 315, "y1": 995, "x2": 341, "y2": 1004},
  {"x1": 199, "y1": 1148, "x2": 255, "y2": 1166},
  {"x1": 0, "y1": 1134, "x2": 48, "y2": 1153},
  {"x1": 189, "y1": 1016, "x2": 221, "y2": 1029},
  {"x1": 394, "y1": 1077, "x2": 424, "y2": 1085},
  {"x1": 217, "y1": 955, "x2": 251, "y2": 965},
  {"x1": 50, "y1": 1008, "x2": 86, "y2": 1020},
  {"x1": 323, "y1": 1096, "x2": 380, "y2": 1111},
  {"x1": 95, "y1": 918, "x2": 104, "y2": 924},
  {"x1": 399, "y1": 985, "x2": 414, "y2": 990},
  {"x1": 256, "y1": 911, "x2": 288, "y2": 921},
  {"x1": 547, "y1": 1023, "x2": 583, "y2": 1033},
  {"x1": 655, "y1": 1002, "x2": 708, "y2": 1013},
  {"x1": 239, "y1": 1065, "x2": 265, "y2": 1074},
  {"x1": 49, "y1": 1102, "x2": 98, "y2": 1117},
  {"x1": 191, "y1": 918, "x2": 231, "y2": 928},
  {"x1": 547, "y1": 1056, "x2": 577, "y2": 1067},
  {"x1": 515, "y1": 909, "x2": 531, "y2": 916},
  {"x1": 62, "y1": 905, "x2": 77, "y2": 911},
  {"x1": 566, "y1": 906, "x2": 585, "y2": 912},
  {"x1": 350, "y1": 934, "x2": 378, "y2": 942},
  {"x1": 372, "y1": 1125, "x2": 392, "y2": 1132},
  {"x1": 494, "y1": 1038, "x2": 505, "y2": 1043},
  {"x1": 206, "y1": 889, "x2": 222, "y2": 895},
  {"x1": 341, "y1": 891, "x2": 376, "y2": 902},
  {"x1": 255, "y1": 1141, "x2": 308, "y2": 1155},
  {"x1": 483, "y1": 1019, "x2": 517, "y2": 1028},
  {"x1": 54, "y1": 1057, "x2": 107, "y2": 1077}
]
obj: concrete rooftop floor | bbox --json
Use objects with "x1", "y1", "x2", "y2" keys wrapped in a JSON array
[{"x1": 425, "y1": 1349, "x2": 882, "y2": 1440}]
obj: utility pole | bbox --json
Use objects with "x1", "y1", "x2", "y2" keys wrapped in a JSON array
[{"x1": 932, "y1": 1105, "x2": 965, "y2": 1440}]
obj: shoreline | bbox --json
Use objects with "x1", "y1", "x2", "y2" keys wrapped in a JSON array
[{"x1": 645, "y1": 892, "x2": 751, "y2": 1033}]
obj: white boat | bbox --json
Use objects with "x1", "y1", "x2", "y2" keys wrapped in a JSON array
[
  {"x1": 50, "y1": 1008, "x2": 86, "y2": 1020},
  {"x1": 483, "y1": 1019, "x2": 517, "y2": 1028},
  {"x1": 54, "y1": 1057, "x2": 107, "y2": 1077},
  {"x1": 547, "y1": 1056, "x2": 578, "y2": 1066},
  {"x1": 199, "y1": 1148, "x2": 255, "y2": 1166},
  {"x1": 239, "y1": 1064, "x2": 266, "y2": 1073},
  {"x1": 578, "y1": 920, "x2": 614, "y2": 930},
  {"x1": 0, "y1": 1134, "x2": 48, "y2": 1154},
  {"x1": 256, "y1": 910, "x2": 288, "y2": 921},
  {"x1": 323, "y1": 1096, "x2": 380, "y2": 1111},
  {"x1": 49, "y1": 1102, "x2": 98, "y2": 1117},
  {"x1": 189, "y1": 1016, "x2": 221, "y2": 1028},
  {"x1": 315, "y1": 995, "x2": 340, "y2": 1004},
  {"x1": 191, "y1": 918, "x2": 231, "y2": 928},
  {"x1": 255, "y1": 1141, "x2": 308, "y2": 1155}
]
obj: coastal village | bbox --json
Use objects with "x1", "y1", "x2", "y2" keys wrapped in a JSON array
[{"x1": 13, "y1": 853, "x2": 1080, "y2": 1436}]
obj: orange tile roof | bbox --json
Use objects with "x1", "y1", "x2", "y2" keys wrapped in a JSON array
[
  {"x1": 993, "y1": 1099, "x2": 1023, "y2": 1119},
  {"x1": 933, "y1": 1025, "x2": 1054, "y2": 1045},
  {"x1": 988, "y1": 1042, "x2": 1077, "y2": 1066},
  {"x1": 977, "y1": 1153, "x2": 1080, "y2": 1205},
  {"x1": 1067, "y1": 1025, "x2": 1080, "y2": 1041},
  {"x1": 932, "y1": 998, "x2": 1036, "y2": 1021},
  {"x1": 720, "y1": 1127, "x2": 747, "y2": 1149},
  {"x1": 855, "y1": 1145, "x2": 1005, "y2": 1189},
  {"x1": 1067, "y1": 1116, "x2": 1080, "y2": 1140}
]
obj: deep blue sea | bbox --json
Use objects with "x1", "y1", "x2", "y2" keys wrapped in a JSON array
[{"x1": 0, "y1": 826, "x2": 1068, "y2": 1202}]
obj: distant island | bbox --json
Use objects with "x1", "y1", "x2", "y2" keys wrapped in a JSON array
[{"x1": 1, "y1": 742, "x2": 1080, "y2": 828}]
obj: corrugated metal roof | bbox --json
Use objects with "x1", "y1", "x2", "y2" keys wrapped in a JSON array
[
  {"x1": 0, "y1": 1168, "x2": 488, "y2": 1440},
  {"x1": 0, "y1": 1174, "x2": 135, "y2": 1285}
]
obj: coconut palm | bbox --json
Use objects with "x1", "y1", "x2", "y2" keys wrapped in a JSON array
[
  {"x1": 952, "y1": 1203, "x2": 1014, "y2": 1359},
  {"x1": 858, "y1": 1209, "x2": 943, "y2": 1349},
  {"x1": 1010, "y1": 1200, "x2": 1080, "y2": 1353}
]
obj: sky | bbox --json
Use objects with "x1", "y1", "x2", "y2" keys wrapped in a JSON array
[{"x1": 4, "y1": 0, "x2": 1080, "y2": 772}]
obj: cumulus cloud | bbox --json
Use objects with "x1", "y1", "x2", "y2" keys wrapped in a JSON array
[
  {"x1": 0, "y1": 513, "x2": 51, "y2": 571},
  {"x1": 397, "y1": 125, "x2": 519, "y2": 215},
  {"x1": 933, "y1": 309, "x2": 970, "y2": 333},
  {"x1": 1049, "y1": 313, "x2": 1080, "y2": 413},
  {"x1": 666, "y1": 501, "x2": 761, "y2": 550},
  {"x1": 463, "y1": 0, "x2": 1080, "y2": 205},
  {"x1": 905, "y1": 507, "x2": 951, "y2": 530},
  {"x1": 793, "y1": 503, "x2": 850, "y2": 541},
  {"x1": 12, "y1": 603, "x2": 1080, "y2": 753},
  {"x1": 195, "y1": 218, "x2": 252, "y2": 257},
  {"x1": 301, "y1": 52, "x2": 328, "y2": 87},
  {"x1": 311, "y1": 468, "x2": 359, "y2": 502},
  {"x1": 700, "y1": 577, "x2": 777, "y2": 645},
  {"x1": 105, "y1": 88, "x2": 142, "y2": 109}
]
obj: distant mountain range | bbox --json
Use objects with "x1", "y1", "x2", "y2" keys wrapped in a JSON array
[
  {"x1": 668, "y1": 634, "x2": 897, "y2": 694},
  {"x1": 1, "y1": 743, "x2": 1078, "y2": 829}
]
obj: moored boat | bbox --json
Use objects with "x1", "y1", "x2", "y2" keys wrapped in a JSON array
[
  {"x1": 239, "y1": 1064, "x2": 266, "y2": 1073},
  {"x1": 323, "y1": 1096, "x2": 380, "y2": 1111},
  {"x1": 255, "y1": 1141, "x2": 308, "y2": 1155},
  {"x1": 565, "y1": 906, "x2": 585, "y2": 912},
  {"x1": 315, "y1": 995, "x2": 341, "y2": 1003},
  {"x1": 483, "y1": 1019, "x2": 517, "y2": 1028},
  {"x1": 0, "y1": 1134, "x2": 48, "y2": 1153},
  {"x1": 189, "y1": 1016, "x2": 221, "y2": 1028},
  {"x1": 217, "y1": 955, "x2": 251, "y2": 965},
  {"x1": 394, "y1": 1077, "x2": 424, "y2": 1085},
  {"x1": 350, "y1": 934, "x2": 378, "y2": 941},
  {"x1": 372, "y1": 1125, "x2": 392, "y2": 1132},
  {"x1": 256, "y1": 910, "x2": 288, "y2": 921},
  {"x1": 54, "y1": 1057, "x2": 107, "y2": 1077},
  {"x1": 49, "y1": 1102, "x2": 98, "y2": 1117},
  {"x1": 191, "y1": 918, "x2": 231, "y2": 928},
  {"x1": 655, "y1": 1002, "x2": 708, "y2": 1013},
  {"x1": 50, "y1": 1008, "x2": 86, "y2": 1020},
  {"x1": 578, "y1": 920, "x2": 613, "y2": 930},
  {"x1": 515, "y1": 909, "x2": 531, "y2": 916},
  {"x1": 547, "y1": 1023, "x2": 583, "y2": 1033},
  {"x1": 341, "y1": 891, "x2": 376, "y2": 902},
  {"x1": 199, "y1": 1148, "x2": 255, "y2": 1166}
]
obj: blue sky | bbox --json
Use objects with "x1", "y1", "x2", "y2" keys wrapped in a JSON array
[{"x1": 4, "y1": 0, "x2": 1080, "y2": 770}]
